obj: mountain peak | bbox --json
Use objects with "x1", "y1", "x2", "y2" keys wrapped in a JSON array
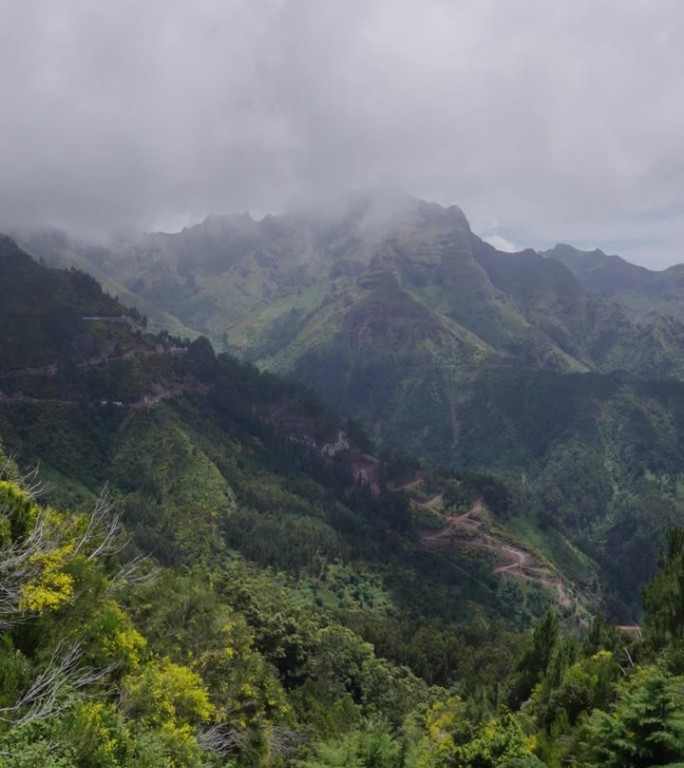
[{"x1": 280, "y1": 190, "x2": 472, "y2": 239}]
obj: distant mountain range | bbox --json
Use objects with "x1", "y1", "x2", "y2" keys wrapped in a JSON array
[
  {"x1": 545, "y1": 242, "x2": 684, "y2": 323},
  {"x1": 17, "y1": 192, "x2": 684, "y2": 461},
  {"x1": 1, "y1": 233, "x2": 595, "y2": 627},
  {"x1": 11, "y1": 194, "x2": 684, "y2": 618}
]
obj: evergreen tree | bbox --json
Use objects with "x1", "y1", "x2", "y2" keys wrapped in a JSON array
[{"x1": 581, "y1": 665, "x2": 684, "y2": 768}]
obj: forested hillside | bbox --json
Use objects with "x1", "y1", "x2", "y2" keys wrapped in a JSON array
[
  {"x1": 0, "y1": 236, "x2": 588, "y2": 632},
  {"x1": 5, "y1": 439, "x2": 684, "y2": 766},
  {"x1": 15, "y1": 197, "x2": 684, "y2": 621},
  {"x1": 546, "y1": 243, "x2": 684, "y2": 324},
  {"x1": 19, "y1": 194, "x2": 684, "y2": 460},
  {"x1": 5, "y1": 221, "x2": 684, "y2": 764}
]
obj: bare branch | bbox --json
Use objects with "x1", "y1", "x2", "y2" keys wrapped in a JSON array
[
  {"x1": 0, "y1": 507, "x2": 59, "y2": 627},
  {"x1": 0, "y1": 644, "x2": 119, "y2": 726},
  {"x1": 0, "y1": 451, "x2": 21, "y2": 483},
  {"x1": 198, "y1": 723, "x2": 246, "y2": 758},
  {"x1": 70, "y1": 489, "x2": 159, "y2": 591},
  {"x1": 72, "y1": 486, "x2": 129, "y2": 561},
  {"x1": 263, "y1": 724, "x2": 306, "y2": 757},
  {"x1": 0, "y1": 487, "x2": 150, "y2": 627},
  {"x1": 18, "y1": 463, "x2": 46, "y2": 502},
  {"x1": 108, "y1": 554, "x2": 159, "y2": 592},
  {"x1": 198, "y1": 722, "x2": 305, "y2": 764}
]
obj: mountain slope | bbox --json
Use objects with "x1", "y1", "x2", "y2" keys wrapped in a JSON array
[
  {"x1": 0, "y1": 235, "x2": 593, "y2": 628},
  {"x1": 22, "y1": 194, "x2": 684, "y2": 463},
  {"x1": 4, "y1": 242, "x2": 684, "y2": 768},
  {"x1": 546, "y1": 242, "x2": 684, "y2": 324},
  {"x1": 7, "y1": 229, "x2": 684, "y2": 619}
]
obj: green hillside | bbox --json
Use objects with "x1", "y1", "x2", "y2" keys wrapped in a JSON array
[
  {"x1": 14, "y1": 198, "x2": 684, "y2": 620},
  {"x1": 5, "y1": 235, "x2": 684, "y2": 764},
  {"x1": 546, "y1": 242, "x2": 684, "y2": 324},
  {"x1": 4, "y1": 411, "x2": 684, "y2": 766},
  {"x1": 25, "y1": 194, "x2": 684, "y2": 465},
  {"x1": 0, "y1": 235, "x2": 588, "y2": 628}
]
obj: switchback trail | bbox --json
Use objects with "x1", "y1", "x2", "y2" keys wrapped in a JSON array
[
  {"x1": 416, "y1": 494, "x2": 574, "y2": 607},
  {"x1": 389, "y1": 476, "x2": 424, "y2": 492}
]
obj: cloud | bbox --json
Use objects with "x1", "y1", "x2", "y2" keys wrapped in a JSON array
[
  {"x1": 481, "y1": 235, "x2": 521, "y2": 254},
  {"x1": 1, "y1": 0, "x2": 683, "y2": 265}
]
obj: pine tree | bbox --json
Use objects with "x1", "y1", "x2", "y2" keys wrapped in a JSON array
[{"x1": 582, "y1": 665, "x2": 684, "y2": 768}]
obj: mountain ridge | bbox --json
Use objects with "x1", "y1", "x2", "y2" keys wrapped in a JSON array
[
  {"x1": 544, "y1": 241, "x2": 684, "y2": 323},
  {"x1": 0, "y1": 234, "x2": 591, "y2": 628},
  {"x1": 8, "y1": 206, "x2": 684, "y2": 619},
  {"x1": 15, "y1": 196, "x2": 684, "y2": 470}
]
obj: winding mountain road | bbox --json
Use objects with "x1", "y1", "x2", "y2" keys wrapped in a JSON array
[{"x1": 402, "y1": 484, "x2": 574, "y2": 607}]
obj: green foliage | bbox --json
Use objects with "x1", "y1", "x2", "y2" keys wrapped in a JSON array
[
  {"x1": 182, "y1": 335, "x2": 217, "y2": 381},
  {"x1": 4, "y1": 238, "x2": 677, "y2": 626},
  {"x1": 14, "y1": 238, "x2": 684, "y2": 766},
  {"x1": 418, "y1": 698, "x2": 542, "y2": 768},
  {"x1": 0, "y1": 479, "x2": 36, "y2": 544},
  {"x1": 122, "y1": 659, "x2": 214, "y2": 727},
  {"x1": 111, "y1": 406, "x2": 235, "y2": 563},
  {"x1": 510, "y1": 609, "x2": 560, "y2": 706},
  {"x1": 581, "y1": 665, "x2": 684, "y2": 768},
  {"x1": 531, "y1": 649, "x2": 619, "y2": 730},
  {"x1": 643, "y1": 528, "x2": 684, "y2": 653},
  {"x1": 301, "y1": 727, "x2": 412, "y2": 768}
]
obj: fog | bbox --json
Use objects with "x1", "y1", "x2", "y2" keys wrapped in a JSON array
[{"x1": 1, "y1": 0, "x2": 683, "y2": 266}]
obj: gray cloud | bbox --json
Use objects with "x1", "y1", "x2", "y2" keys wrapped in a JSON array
[{"x1": 1, "y1": 0, "x2": 683, "y2": 265}]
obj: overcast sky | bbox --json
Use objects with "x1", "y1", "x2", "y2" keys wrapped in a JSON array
[{"x1": 1, "y1": 0, "x2": 683, "y2": 267}]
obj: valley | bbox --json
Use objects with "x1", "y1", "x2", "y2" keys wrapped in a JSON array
[
  {"x1": 3, "y1": 202, "x2": 684, "y2": 766},
  {"x1": 5, "y1": 0, "x2": 684, "y2": 761}
]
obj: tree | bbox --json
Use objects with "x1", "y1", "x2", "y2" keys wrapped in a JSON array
[
  {"x1": 510, "y1": 609, "x2": 559, "y2": 706},
  {"x1": 643, "y1": 527, "x2": 684, "y2": 650},
  {"x1": 581, "y1": 665, "x2": 684, "y2": 768},
  {"x1": 418, "y1": 697, "x2": 542, "y2": 768}
]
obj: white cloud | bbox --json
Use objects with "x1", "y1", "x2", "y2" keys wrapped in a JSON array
[
  {"x1": 0, "y1": 0, "x2": 683, "y2": 265},
  {"x1": 481, "y1": 235, "x2": 521, "y2": 254}
]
